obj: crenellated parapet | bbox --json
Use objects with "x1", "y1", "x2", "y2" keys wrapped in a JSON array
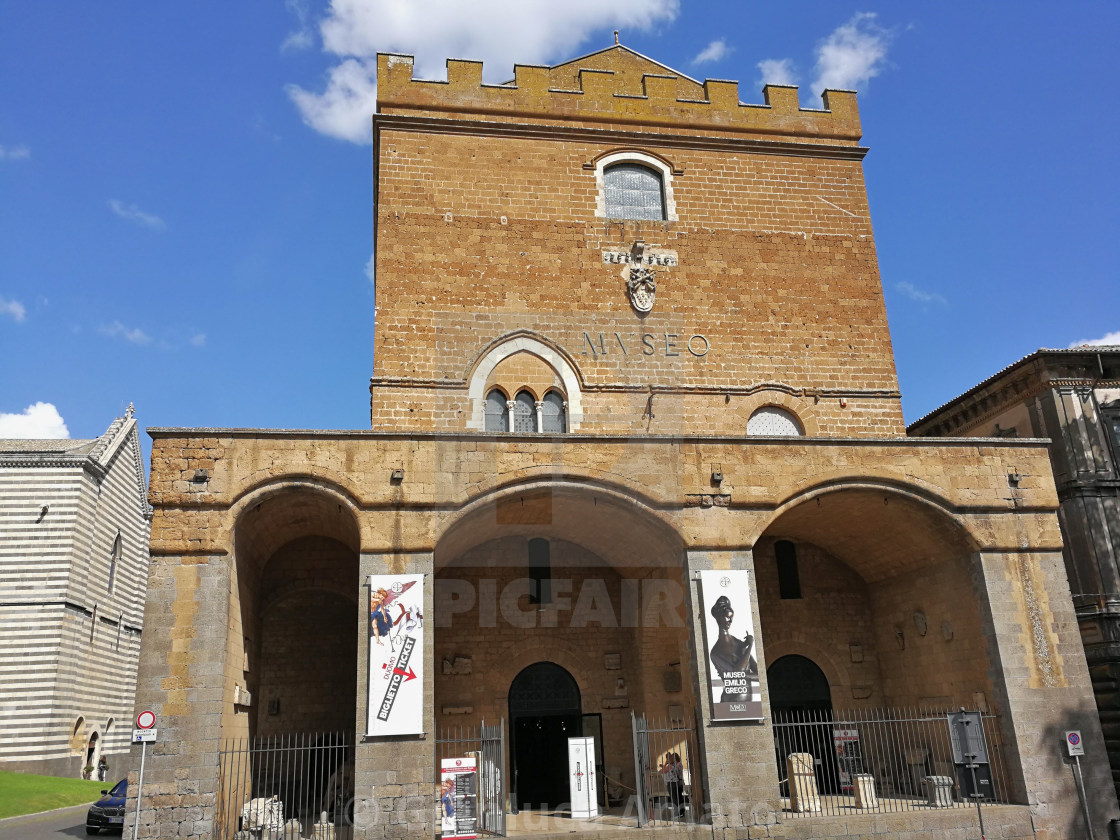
[{"x1": 376, "y1": 46, "x2": 861, "y2": 142}]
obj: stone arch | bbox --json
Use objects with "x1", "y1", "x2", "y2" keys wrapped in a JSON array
[
  {"x1": 465, "y1": 333, "x2": 584, "y2": 431},
  {"x1": 737, "y1": 390, "x2": 819, "y2": 436},
  {"x1": 226, "y1": 482, "x2": 361, "y2": 742},
  {"x1": 758, "y1": 638, "x2": 850, "y2": 708}
]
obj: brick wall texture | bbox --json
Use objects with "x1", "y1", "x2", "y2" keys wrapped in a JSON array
[{"x1": 129, "y1": 45, "x2": 1118, "y2": 840}]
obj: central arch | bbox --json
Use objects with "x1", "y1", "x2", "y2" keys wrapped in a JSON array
[
  {"x1": 433, "y1": 478, "x2": 692, "y2": 813},
  {"x1": 508, "y1": 662, "x2": 582, "y2": 810}
]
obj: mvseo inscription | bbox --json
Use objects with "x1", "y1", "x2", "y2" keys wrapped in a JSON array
[{"x1": 581, "y1": 331, "x2": 710, "y2": 358}]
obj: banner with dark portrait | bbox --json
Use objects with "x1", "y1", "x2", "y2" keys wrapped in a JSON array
[{"x1": 700, "y1": 571, "x2": 762, "y2": 721}]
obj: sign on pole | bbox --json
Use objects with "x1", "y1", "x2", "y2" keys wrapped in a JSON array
[
  {"x1": 136, "y1": 710, "x2": 156, "y2": 730},
  {"x1": 132, "y1": 729, "x2": 157, "y2": 743},
  {"x1": 1066, "y1": 731, "x2": 1085, "y2": 757}
]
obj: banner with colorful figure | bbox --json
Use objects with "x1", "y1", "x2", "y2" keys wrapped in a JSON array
[
  {"x1": 700, "y1": 570, "x2": 763, "y2": 721},
  {"x1": 366, "y1": 574, "x2": 425, "y2": 736}
]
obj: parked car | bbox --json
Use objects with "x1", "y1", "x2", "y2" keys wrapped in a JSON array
[{"x1": 86, "y1": 778, "x2": 126, "y2": 834}]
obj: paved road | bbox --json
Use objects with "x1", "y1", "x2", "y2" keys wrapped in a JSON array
[{"x1": 0, "y1": 804, "x2": 118, "y2": 840}]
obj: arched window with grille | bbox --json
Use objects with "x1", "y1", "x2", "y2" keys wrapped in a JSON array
[
  {"x1": 485, "y1": 389, "x2": 509, "y2": 432},
  {"x1": 604, "y1": 163, "x2": 666, "y2": 221},
  {"x1": 541, "y1": 391, "x2": 567, "y2": 433},
  {"x1": 747, "y1": 406, "x2": 804, "y2": 436},
  {"x1": 513, "y1": 390, "x2": 538, "y2": 433}
]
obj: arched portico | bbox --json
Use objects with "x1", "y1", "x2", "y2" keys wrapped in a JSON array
[
  {"x1": 433, "y1": 479, "x2": 691, "y2": 811},
  {"x1": 225, "y1": 482, "x2": 361, "y2": 741}
]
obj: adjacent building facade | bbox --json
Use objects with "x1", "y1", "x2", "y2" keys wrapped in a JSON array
[
  {"x1": 0, "y1": 406, "x2": 151, "y2": 777},
  {"x1": 130, "y1": 46, "x2": 1117, "y2": 839},
  {"x1": 911, "y1": 345, "x2": 1120, "y2": 794}
]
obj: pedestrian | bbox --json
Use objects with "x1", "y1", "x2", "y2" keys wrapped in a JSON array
[{"x1": 97, "y1": 756, "x2": 108, "y2": 782}]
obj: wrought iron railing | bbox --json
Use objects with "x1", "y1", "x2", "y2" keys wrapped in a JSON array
[
  {"x1": 215, "y1": 731, "x2": 354, "y2": 840},
  {"x1": 435, "y1": 719, "x2": 507, "y2": 836},
  {"x1": 771, "y1": 707, "x2": 1012, "y2": 817}
]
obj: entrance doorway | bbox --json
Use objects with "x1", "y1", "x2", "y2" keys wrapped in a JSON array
[
  {"x1": 767, "y1": 655, "x2": 840, "y2": 793},
  {"x1": 508, "y1": 662, "x2": 581, "y2": 810}
]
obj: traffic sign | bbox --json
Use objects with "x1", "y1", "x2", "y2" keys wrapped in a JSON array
[
  {"x1": 136, "y1": 710, "x2": 156, "y2": 730},
  {"x1": 1065, "y1": 730, "x2": 1084, "y2": 757},
  {"x1": 133, "y1": 729, "x2": 157, "y2": 743}
]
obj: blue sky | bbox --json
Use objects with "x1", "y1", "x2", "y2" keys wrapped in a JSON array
[{"x1": 1, "y1": 2, "x2": 1117, "y2": 463}]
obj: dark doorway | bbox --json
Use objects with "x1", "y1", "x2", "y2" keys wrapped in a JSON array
[
  {"x1": 767, "y1": 655, "x2": 840, "y2": 794},
  {"x1": 508, "y1": 662, "x2": 581, "y2": 810}
]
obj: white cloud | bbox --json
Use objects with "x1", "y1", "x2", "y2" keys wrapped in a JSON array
[
  {"x1": 811, "y1": 12, "x2": 891, "y2": 95},
  {"x1": 99, "y1": 321, "x2": 152, "y2": 345},
  {"x1": 365, "y1": 253, "x2": 376, "y2": 285},
  {"x1": 895, "y1": 281, "x2": 946, "y2": 306},
  {"x1": 288, "y1": 0, "x2": 680, "y2": 143},
  {"x1": 0, "y1": 297, "x2": 27, "y2": 322},
  {"x1": 108, "y1": 199, "x2": 166, "y2": 231},
  {"x1": 757, "y1": 58, "x2": 798, "y2": 89},
  {"x1": 189, "y1": 333, "x2": 207, "y2": 347},
  {"x1": 1068, "y1": 331, "x2": 1120, "y2": 348},
  {"x1": 0, "y1": 402, "x2": 69, "y2": 439},
  {"x1": 0, "y1": 144, "x2": 30, "y2": 161},
  {"x1": 288, "y1": 59, "x2": 380, "y2": 143},
  {"x1": 282, "y1": 0, "x2": 315, "y2": 51},
  {"x1": 693, "y1": 39, "x2": 730, "y2": 65}
]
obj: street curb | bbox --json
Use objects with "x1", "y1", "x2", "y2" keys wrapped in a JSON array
[{"x1": 0, "y1": 802, "x2": 90, "y2": 823}]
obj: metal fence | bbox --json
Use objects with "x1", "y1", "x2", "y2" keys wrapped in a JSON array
[
  {"x1": 631, "y1": 712, "x2": 703, "y2": 827},
  {"x1": 435, "y1": 719, "x2": 507, "y2": 836},
  {"x1": 215, "y1": 732, "x2": 354, "y2": 840},
  {"x1": 772, "y1": 707, "x2": 1011, "y2": 817}
]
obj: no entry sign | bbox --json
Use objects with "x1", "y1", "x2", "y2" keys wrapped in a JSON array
[{"x1": 136, "y1": 710, "x2": 156, "y2": 730}]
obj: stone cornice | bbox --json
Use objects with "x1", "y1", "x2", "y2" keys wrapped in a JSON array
[{"x1": 373, "y1": 114, "x2": 870, "y2": 162}]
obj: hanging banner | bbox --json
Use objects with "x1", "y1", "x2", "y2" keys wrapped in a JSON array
[
  {"x1": 366, "y1": 574, "x2": 425, "y2": 736},
  {"x1": 699, "y1": 571, "x2": 762, "y2": 721},
  {"x1": 440, "y1": 757, "x2": 478, "y2": 840}
]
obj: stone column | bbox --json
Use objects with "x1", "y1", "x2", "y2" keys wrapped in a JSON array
[
  {"x1": 124, "y1": 554, "x2": 231, "y2": 840},
  {"x1": 354, "y1": 552, "x2": 435, "y2": 839},
  {"x1": 534, "y1": 401, "x2": 544, "y2": 433},
  {"x1": 684, "y1": 549, "x2": 781, "y2": 838},
  {"x1": 505, "y1": 400, "x2": 516, "y2": 433},
  {"x1": 975, "y1": 549, "x2": 1120, "y2": 834}
]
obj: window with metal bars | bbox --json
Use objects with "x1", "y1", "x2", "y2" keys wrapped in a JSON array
[
  {"x1": 604, "y1": 163, "x2": 666, "y2": 221},
  {"x1": 541, "y1": 391, "x2": 566, "y2": 433},
  {"x1": 485, "y1": 389, "x2": 509, "y2": 432},
  {"x1": 513, "y1": 390, "x2": 537, "y2": 433}
]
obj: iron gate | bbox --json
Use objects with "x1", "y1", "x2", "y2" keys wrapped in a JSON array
[
  {"x1": 215, "y1": 731, "x2": 354, "y2": 840},
  {"x1": 435, "y1": 718, "x2": 507, "y2": 836},
  {"x1": 631, "y1": 711, "x2": 702, "y2": 827}
]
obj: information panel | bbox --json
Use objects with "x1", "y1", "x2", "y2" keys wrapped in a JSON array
[
  {"x1": 700, "y1": 570, "x2": 762, "y2": 721},
  {"x1": 440, "y1": 757, "x2": 478, "y2": 840},
  {"x1": 366, "y1": 574, "x2": 425, "y2": 737}
]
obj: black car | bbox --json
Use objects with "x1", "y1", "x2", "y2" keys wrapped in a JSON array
[{"x1": 86, "y1": 778, "x2": 126, "y2": 834}]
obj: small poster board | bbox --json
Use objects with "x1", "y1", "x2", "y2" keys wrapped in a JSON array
[{"x1": 439, "y1": 757, "x2": 478, "y2": 839}]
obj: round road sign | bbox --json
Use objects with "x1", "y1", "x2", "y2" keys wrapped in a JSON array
[
  {"x1": 136, "y1": 710, "x2": 156, "y2": 729},
  {"x1": 1068, "y1": 732, "x2": 1080, "y2": 747}
]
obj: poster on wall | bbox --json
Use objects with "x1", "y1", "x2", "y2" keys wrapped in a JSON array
[
  {"x1": 439, "y1": 757, "x2": 478, "y2": 840},
  {"x1": 366, "y1": 574, "x2": 425, "y2": 737},
  {"x1": 699, "y1": 570, "x2": 763, "y2": 721}
]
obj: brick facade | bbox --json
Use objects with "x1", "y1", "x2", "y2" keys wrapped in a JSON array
[{"x1": 130, "y1": 45, "x2": 1117, "y2": 840}]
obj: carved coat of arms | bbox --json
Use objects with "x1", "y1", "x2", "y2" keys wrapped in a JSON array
[{"x1": 627, "y1": 265, "x2": 656, "y2": 313}]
